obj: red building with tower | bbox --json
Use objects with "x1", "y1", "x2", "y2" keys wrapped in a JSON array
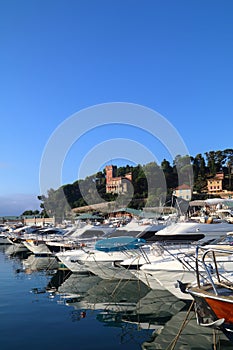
[{"x1": 105, "y1": 165, "x2": 132, "y2": 194}]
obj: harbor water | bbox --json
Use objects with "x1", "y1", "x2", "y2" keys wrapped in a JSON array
[{"x1": 0, "y1": 245, "x2": 232, "y2": 350}]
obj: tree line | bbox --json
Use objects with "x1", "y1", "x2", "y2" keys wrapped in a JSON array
[{"x1": 37, "y1": 149, "x2": 233, "y2": 220}]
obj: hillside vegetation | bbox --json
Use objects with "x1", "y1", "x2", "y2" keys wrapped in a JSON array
[{"x1": 38, "y1": 149, "x2": 233, "y2": 219}]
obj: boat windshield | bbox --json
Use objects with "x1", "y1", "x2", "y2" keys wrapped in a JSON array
[{"x1": 210, "y1": 234, "x2": 233, "y2": 246}]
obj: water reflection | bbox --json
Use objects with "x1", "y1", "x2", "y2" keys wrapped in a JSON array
[
  {"x1": 1, "y1": 246, "x2": 232, "y2": 349},
  {"x1": 22, "y1": 254, "x2": 59, "y2": 273},
  {"x1": 54, "y1": 274, "x2": 231, "y2": 349}
]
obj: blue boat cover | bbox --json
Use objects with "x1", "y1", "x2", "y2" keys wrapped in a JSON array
[{"x1": 95, "y1": 236, "x2": 146, "y2": 252}]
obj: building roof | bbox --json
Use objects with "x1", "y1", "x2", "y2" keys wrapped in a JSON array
[
  {"x1": 189, "y1": 200, "x2": 206, "y2": 207},
  {"x1": 76, "y1": 213, "x2": 103, "y2": 220},
  {"x1": 174, "y1": 184, "x2": 191, "y2": 190},
  {"x1": 111, "y1": 207, "x2": 144, "y2": 217}
]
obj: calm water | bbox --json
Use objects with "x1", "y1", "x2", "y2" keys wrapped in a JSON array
[{"x1": 0, "y1": 245, "x2": 233, "y2": 350}]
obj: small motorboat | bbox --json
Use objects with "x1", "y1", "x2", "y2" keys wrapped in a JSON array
[{"x1": 183, "y1": 246, "x2": 233, "y2": 343}]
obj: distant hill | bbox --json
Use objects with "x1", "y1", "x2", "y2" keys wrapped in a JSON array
[{"x1": 38, "y1": 149, "x2": 233, "y2": 220}]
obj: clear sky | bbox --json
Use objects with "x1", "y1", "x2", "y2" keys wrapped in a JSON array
[{"x1": 1, "y1": 0, "x2": 233, "y2": 215}]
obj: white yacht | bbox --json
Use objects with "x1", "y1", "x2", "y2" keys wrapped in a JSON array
[
  {"x1": 0, "y1": 232, "x2": 11, "y2": 245},
  {"x1": 121, "y1": 234, "x2": 233, "y2": 300},
  {"x1": 56, "y1": 248, "x2": 93, "y2": 274},
  {"x1": 45, "y1": 223, "x2": 118, "y2": 254},
  {"x1": 113, "y1": 218, "x2": 167, "y2": 241},
  {"x1": 0, "y1": 224, "x2": 13, "y2": 244},
  {"x1": 22, "y1": 227, "x2": 69, "y2": 255},
  {"x1": 153, "y1": 220, "x2": 233, "y2": 243},
  {"x1": 120, "y1": 243, "x2": 196, "y2": 300},
  {"x1": 6, "y1": 226, "x2": 40, "y2": 253},
  {"x1": 216, "y1": 208, "x2": 233, "y2": 223},
  {"x1": 56, "y1": 236, "x2": 146, "y2": 279},
  {"x1": 73, "y1": 248, "x2": 143, "y2": 280}
]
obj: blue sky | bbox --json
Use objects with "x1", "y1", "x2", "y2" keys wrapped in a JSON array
[{"x1": 1, "y1": 0, "x2": 233, "y2": 215}]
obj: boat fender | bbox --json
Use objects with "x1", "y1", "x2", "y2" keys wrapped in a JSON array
[
  {"x1": 206, "y1": 217, "x2": 213, "y2": 224},
  {"x1": 198, "y1": 318, "x2": 225, "y2": 328}
]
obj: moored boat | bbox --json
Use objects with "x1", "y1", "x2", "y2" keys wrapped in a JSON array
[
  {"x1": 182, "y1": 246, "x2": 233, "y2": 343},
  {"x1": 56, "y1": 236, "x2": 146, "y2": 279},
  {"x1": 154, "y1": 221, "x2": 233, "y2": 243},
  {"x1": 0, "y1": 233, "x2": 11, "y2": 245}
]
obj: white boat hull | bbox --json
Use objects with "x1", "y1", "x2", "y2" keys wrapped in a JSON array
[
  {"x1": 0, "y1": 234, "x2": 11, "y2": 244},
  {"x1": 83, "y1": 260, "x2": 137, "y2": 280},
  {"x1": 23, "y1": 240, "x2": 52, "y2": 255}
]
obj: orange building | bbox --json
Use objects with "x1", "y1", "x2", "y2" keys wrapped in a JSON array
[
  {"x1": 105, "y1": 165, "x2": 132, "y2": 194},
  {"x1": 207, "y1": 172, "x2": 224, "y2": 194}
]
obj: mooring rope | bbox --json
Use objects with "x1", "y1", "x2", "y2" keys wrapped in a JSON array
[{"x1": 166, "y1": 300, "x2": 194, "y2": 350}]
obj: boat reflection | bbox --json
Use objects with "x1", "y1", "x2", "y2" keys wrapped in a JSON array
[
  {"x1": 22, "y1": 254, "x2": 59, "y2": 273},
  {"x1": 10, "y1": 253, "x2": 60, "y2": 274},
  {"x1": 48, "y1": 273, "x2": 230, "y2": 349},
  {"x1": 11, "y1": 249, "x2": 233, "y2": 349},
  {"x1": 60, "y1": 277, "x2": 150, "y2": 311}
]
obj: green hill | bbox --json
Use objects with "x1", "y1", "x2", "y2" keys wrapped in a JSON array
[{"x1": 38, "y1": 149, "x2": 233, "y2": 220}]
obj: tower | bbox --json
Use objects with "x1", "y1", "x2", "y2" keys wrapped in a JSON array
[{"x1": 105, "y1": 165, "x2": 117, "y2": 184}]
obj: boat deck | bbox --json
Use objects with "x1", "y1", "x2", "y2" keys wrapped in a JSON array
[{"x1": 190, "y1": 283, "x2": 233, "y2": 300}]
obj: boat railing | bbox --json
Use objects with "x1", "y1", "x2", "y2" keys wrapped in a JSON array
[
  {"x1": 138, "y1": 246, "x2": 151, "y2": 264},
  {"x1": 156, "y1": 242, "x2": 216, "y2": 284},
  {"x1": 195, "y1": 246, "x2": 233, "y2": 294}
]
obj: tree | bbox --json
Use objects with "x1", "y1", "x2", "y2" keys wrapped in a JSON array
[
  {"x1": 161, "y1": 159, "x2": 173, "y2": 174},
  {"x1": 21, "y1": 210, "x2": 40, "y2": 216},
  {"x1": 37, "y1": 148, "x2": 233, "y2": 216},
  {"x1": 205, "y1": 151, "x2": 217, "y2": 175}
]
